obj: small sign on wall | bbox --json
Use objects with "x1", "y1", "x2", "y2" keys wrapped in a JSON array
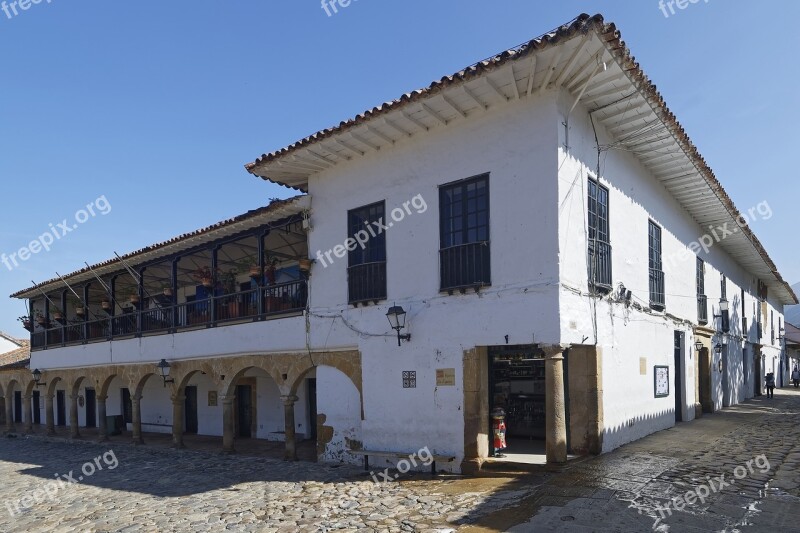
[
  {"x1": 639, "y1": 358, "x2": 647, "y2": 376},
  {"x1": 654, "y1": 365, "x2": 670, "y2": 398},
  {"x1": 436, "y1": 368, "x2": 456, "y2": 386},
  {"x1": 208, "y1": 391, "x2": 218, "y2": 406},
  {"x1": 402, "y1": 371, "x2": 416, "y2": 389}
]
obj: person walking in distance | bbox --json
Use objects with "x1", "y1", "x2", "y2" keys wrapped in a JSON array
[
  {"x1": 765, "y1": 372, "x2": 776, "y2": 398},
  {"x1": 792, "y1": 367, "x2": 800, "y2": 388}
]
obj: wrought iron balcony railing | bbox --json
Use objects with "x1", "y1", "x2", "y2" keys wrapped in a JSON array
[
  {"x1": 649, "y1": 268, "x2": 665, "y2": 310},
  {"x1": 30, "y1": 279, "x2": 307, "y2": 351},
  {"x1": 440, "y1": 242, "x2": 491, "y2": 292}
]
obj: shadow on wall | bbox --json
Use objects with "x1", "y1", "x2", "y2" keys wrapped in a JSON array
[{"x1": 601, "y1": 408, "x2": 676, "y2": 452}]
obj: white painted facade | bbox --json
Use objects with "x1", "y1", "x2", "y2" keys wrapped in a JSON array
[{"x1": 13, "y1": 19, "x2": 796, "y2": 472}]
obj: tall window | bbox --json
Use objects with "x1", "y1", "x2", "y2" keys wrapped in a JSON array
[
  {"x1": 771, "y1": 311, "x2": 775, "y2": 345},
  {"x1": 742, "y1": 288, "x2": 747, "y2": 338},
  {"x1": 439, "y1": 174, "x2": 490, "y2": 291},
  {"x1": 718, "y1": 274, "x2": 730, "y2": 332},
  {"x1": 347, "y1": 201, "x2": 387, "y2": 304},
  {"x1": 696, "y1": 258, "x2": 707, "y2": 324},
  {"x1": 588, "y1": 179, "x2": 611, "y2": 290},
  {"x1": 648, "y1": 220, "x2": 665, "y2": 309}
]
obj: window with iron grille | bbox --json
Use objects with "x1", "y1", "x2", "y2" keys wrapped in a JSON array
[
  {"x1": 588, "y1": 179, "x2": 612, "y2": 291},
  {"x1": 719, "y1": 274, "x2": 730, "y2": 332},
  {"x1": 696, "y1": 257, "x2": 707, "y2": 324},
  {"x1": 648, "y1": 220, "x2": 665, "y2": 309},
  {"x1": 347, "y1": 201, "x2": 387, "y2": 304},
  {"x1": 439, "y1": 174, "x2": 490, "y2": 291},
  {"x1": 771, "y1": 311, "x2": 775, "y2": 345}
]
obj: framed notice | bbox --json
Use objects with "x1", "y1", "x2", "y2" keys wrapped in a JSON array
[
  {"x1": 436, "y1": 368, "x2": 456, "y2": 386},
  {"x1": 654, "y1": 365, "x2": 669, "y2": 398},
  {"x1": 208, "y1": 391, "x2": 218, "y2": 406}
]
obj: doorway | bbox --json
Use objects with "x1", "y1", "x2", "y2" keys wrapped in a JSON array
[
  {"x1": 32, "y1": 391, "x2": 41, "y2": 425},
  {"x1": 85, "y1": 389, "x2": 96, "y2": 428},
  {"x1": 754, "y1": 347, "x2": 762, "y2": 397},
  {"x1": 307, "y1": 378, "x2": 317, "y2": 441},
  {"x1": 13, "y1": 391, "x2": 21, "y2": 423},
  {"x1": 488, "y1": 345, "x2": 547, "y2": 463},
  {"x1": 699, "y1": 348, "x2": 712, "y2": 413},
  {"x1": 121, "y1": 388, "x2": 132, "y2": 424},
  {"x1": 674, "y1": 331, "x2": 684, "y2": 422},
  {"x1": 56, "y1": 390, "x2": 66, "y2": 426},
  {"x1": 236, "y1": 385, "x2": 253, "y2": 438},
  {"x1": 184, "y1": 386, "x2": 198, "y2": 434}
]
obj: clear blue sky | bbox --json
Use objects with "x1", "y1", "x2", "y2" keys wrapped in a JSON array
[{"x1": 1, "y1": 0, "x2": 798, "y2": 335}]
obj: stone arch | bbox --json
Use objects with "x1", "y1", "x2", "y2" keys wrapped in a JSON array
[
  {"x1": 222, "y1": 363, "x2": 284, "y2": 398},
  {"x1": 6, "y1": 379, "x2": 20, "y2": 397},
  {"x1": 172, "y1": 361, "x2": 219, "y2": 396},
  {"x1": 70, "y1": 376, "x2": 89, "y2": 397},
  {"x1": 23, "y1": 379, "x2": 36, "y2": 397},
  {"x1": 287, "y1": 351, "x2": 362, "y2": 406},
  {"x1": 46, "y1": 376, "x2": 63, "y2": 397},
  {"x1": 0, "y1": 380, "x2": 5, "y2": 398},
  {"x1": 98, "y1": 374, "x2": 119, "y2": 398},
  {"x1": 133, "y1": 373, "x2": 158, "y2": 397}
]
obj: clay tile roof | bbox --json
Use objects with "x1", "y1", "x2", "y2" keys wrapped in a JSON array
[{"x1": 0, "y1": 344, "x2": 30, "y2": 372}]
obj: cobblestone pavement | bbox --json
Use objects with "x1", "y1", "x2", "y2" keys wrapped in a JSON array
[
  {"x1": 3, "y1": 389, "x2": 800, "y2": 532},
  {"x1": 494, "y1": 388, "x2": 800, "y2": 532},
  {"x1": 0, "y1": 433, "x2": 546, "y2": 532}
]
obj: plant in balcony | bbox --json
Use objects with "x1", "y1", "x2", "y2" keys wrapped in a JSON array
[
  {"x1": 101, "y1": 298, "x2": 111, "y2": 311},
  {"x1": 34, "y1": 309, "x2": 46, "y2": 325},
  {"x1": 123, "y1": 288, "x2": 140, "y2": 305},
  {"x1": 219, "y1": 268, "x2": 238, "y2": 294},
  {"x1": 265, "y1": 257, "x2": 279, "y2": 286},
  {"x1": 298, "y1": 258, "x2": 312, "y2": 273},
  {"x1": 17, "y1": 315, "x2": 33, "y2": 332},
  {"x1": 162, "y1": 284, "x2": 174, "y2": 297},
  {"x1": 192, "y1": 266, "x2": 215, "y2": 288},
  {"x1": 74, "y1": 305, "x2": 85, "y2": 317}
]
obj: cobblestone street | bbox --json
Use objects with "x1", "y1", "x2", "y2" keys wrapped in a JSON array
[{"x1": 2, "y1": 389, "x2": 800, "y2": 532}]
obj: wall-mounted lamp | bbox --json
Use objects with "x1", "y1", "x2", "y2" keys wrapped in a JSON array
[
  {"x1": 157, "y1": 359, "x2": 175, "y2": 387},
  {"x1": 714, "y1": 343, "x2": 722, "y2": 354},
  {"x1": 386, "y1": 305, "x2": 411, "y2": 347},
  {"x1": 694, "y1": 341, "x2": 703, "y2": 352},
  {"x1": 31, "y1": 368, "x2": 46, "y2": 388}
]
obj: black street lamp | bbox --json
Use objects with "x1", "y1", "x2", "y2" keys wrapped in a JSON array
[
  {"x1": 31, "y1": 368, "x2": 46, "y2": 388},
  {"x1": 694, "y1": 341, "x2": 703, "y2": 352},
  {"x1": 157, "y1": 359, "x2": 175, "y2": 387},
  {"x1": 386, "y1": 305, "x2": 411, "y2": 347}
]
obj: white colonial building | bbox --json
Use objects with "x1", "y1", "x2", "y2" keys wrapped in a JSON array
[{"x1": 3, "y1": 14, "x2": 795, "y2": 473}]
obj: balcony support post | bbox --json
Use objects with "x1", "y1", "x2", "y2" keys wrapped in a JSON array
[
  {"x1": 171, "y1": 258, "x2": 179, "y2": 331},
  {"x1": 210, "y1": 247, "x2": 219, "y2": 326},
  {"x1": 257, "y1": 230, "x2": 268, "y2": 317},
  {"x1": 83, "y1": 283, "x2": 91, "y2": 342}
]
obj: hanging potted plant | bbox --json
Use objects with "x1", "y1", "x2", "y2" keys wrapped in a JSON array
[
  {"x1": 53, "y1": 309, "x2": 65, "y2": 320},
  {"x1": 298, "y1": 258, "x2": 312, "y2": 273},
  {"x1": 265, "y1": 257, "x2": 278, "y2": 285},
  {"x1": 193, "y1": 266, "x2": 214, "y2": 288},
  {"x1": 74, "y1": 305, "x2": 85, "y2": 317},
  {"x1": 126, "y1": 288, "x2": 140, "y2": 305},
  {"x1": 101, "y1": 298, "x2": 111, "y2": 311},
  {"x1": 163, "y1": 284, "x2": 174, "y2": 297},
  {"x1": 34, "y1": 309, "x2": 46, "y2": 326},
  {"x1": 17, "y1": 315, "x2": 33, "y2": 332}
]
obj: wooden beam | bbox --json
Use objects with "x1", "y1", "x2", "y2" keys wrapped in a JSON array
[
  {"x1": 462, "y1": 84, "x2": 489, "y2": 110},
  {"x1": 382, "y1": 117, "x2": 413, "y2": 137},
  {"x1": 291, "y1": 155, "x2": 328, "y2": 171},
  {"x1": 366, "y1": 125, "x2": 396, "y2": 146},
  {"x1": 526, "y1": 55, "x2": 537, "y2": 96},
  {"x1": 420, "y1": 103, "x2": 448, "y2": 126},
  {"x1": 305, "y1": 149, "x2": 339, "y2": 165},
  {"x1": 484, "y1": 75, "x2": 509, "y2": 101},
  {"x1": 440, "y1": 93, "x2": 468, "y2": 118},
  {"x1": 401, "y1": 110, "x2": 430, "y2": 132},
  {"x1": 334, "y1": 138, "x2": 365, "y2": 157},
  {"x1": 318, "y1": 143, "x2": 352, "y2": 161},
  {"x1": 553, "y1": 34, "x2": 589, "y2": 88},
  {"x1": 537, "y1": 47, "x2": 563, "y2": 94},
  {"x1": 349, "y1": 132, "x2": 381, "y2": 151},
  {"x1": 507, "y1": 65, "x2": 520, "y2": 99}
]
